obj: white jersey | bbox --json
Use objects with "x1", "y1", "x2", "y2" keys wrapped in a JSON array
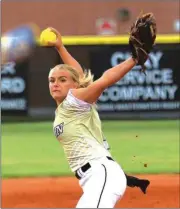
[{"x1": 53, "y1": 89, "x2": 111, "y2": 172}]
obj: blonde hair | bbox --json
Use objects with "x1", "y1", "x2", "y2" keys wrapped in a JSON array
[{"x1": 51, "y1": 64, "x2": 94, "y2": 88}]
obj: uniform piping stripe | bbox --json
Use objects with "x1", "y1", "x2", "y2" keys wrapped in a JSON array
[
  {"x1": 77, "y1": 169, "x2": 82, "y2": 178},
  {"x1": 97, "y1": 164, "x2": 107, "y2": 208},
  {"x1": 79, "y1": 168, "x2": 84, "y2": 177}
]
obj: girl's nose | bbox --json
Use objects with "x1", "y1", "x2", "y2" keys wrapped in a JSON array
[
  {"x1": 53, "y1": 80, "x2": 59, "y2": 87},
  {"x1": 53, "y1": 83, "x2": 59, "y2": 87}
]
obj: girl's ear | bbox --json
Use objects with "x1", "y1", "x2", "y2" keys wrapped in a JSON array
[
  {"x1": 73, "y1": 82, "x2": 79, "y2": 89},
  {"x1": 75, "y1": 82, "x2": 80, "y2": 89}
]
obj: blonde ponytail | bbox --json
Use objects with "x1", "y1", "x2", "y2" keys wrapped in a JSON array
[{"x1": 79, "y1": 69, "x2": 94, "y2": 88}]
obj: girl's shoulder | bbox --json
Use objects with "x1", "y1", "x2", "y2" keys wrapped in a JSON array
[{"x1": 61, "y1": 89, "x2": 92, "y2": 112}]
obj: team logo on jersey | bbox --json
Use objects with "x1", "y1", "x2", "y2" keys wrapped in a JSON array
[{"x1": 54, "y1": 122, "x2": 64, "y2": 138}]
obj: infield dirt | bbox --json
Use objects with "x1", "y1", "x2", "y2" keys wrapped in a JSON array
[{"x1": 2, "y1": 174, "x2": 179, "y2": 208}]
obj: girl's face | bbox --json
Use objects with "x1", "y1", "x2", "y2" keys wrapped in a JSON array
[{"x1": 49, "y1": 68, "x2": 78, "y2": 104}]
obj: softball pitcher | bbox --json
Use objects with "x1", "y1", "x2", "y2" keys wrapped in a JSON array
[{"x1": 45, "y1": 13, "x2": 156, "y2": 208}]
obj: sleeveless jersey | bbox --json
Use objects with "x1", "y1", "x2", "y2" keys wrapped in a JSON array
[{"x1": 53, "y1": 89, "x2": 111, "y2": 172}]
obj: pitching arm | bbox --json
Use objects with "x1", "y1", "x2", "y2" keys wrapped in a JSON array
[{"x1": 44, "y1": 27, "x2": 84, "y2": 78}]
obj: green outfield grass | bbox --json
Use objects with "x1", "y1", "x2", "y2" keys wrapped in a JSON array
[{"x1": 1, "y1": 120, "x2": 179, "y2": 178}]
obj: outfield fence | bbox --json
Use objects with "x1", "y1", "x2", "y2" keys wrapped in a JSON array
[{"x1": 1, "y1": 34, "x2": 180, "y2": 120}]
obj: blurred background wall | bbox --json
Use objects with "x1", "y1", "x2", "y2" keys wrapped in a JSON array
[
  {"x1": 1, "y1": 0, "x2": 180, "y2": 120},
  {"x1": 2, "y1": 0, "x2": 180, "y2": 35}
]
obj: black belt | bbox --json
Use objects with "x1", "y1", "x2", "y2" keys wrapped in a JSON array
[{"x1": 75, "y1": 156, "x2": 114, "y2": 180}]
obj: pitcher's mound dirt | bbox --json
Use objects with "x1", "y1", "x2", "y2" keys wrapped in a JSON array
[{"x1": 2, "y1": 174, "x2": 179, "y2": 208}]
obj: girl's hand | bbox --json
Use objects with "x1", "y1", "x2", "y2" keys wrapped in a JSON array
[{"x1": 46, "y1": 27, "x2": 63, "y2": 49}]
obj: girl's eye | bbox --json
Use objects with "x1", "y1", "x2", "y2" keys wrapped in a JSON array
[
  {"x1": 49, "y1": 80, "x2": 54, "y2": 83},
  {"x1": 60, "y1": 79, "x2": 66, "y2": 82}
]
